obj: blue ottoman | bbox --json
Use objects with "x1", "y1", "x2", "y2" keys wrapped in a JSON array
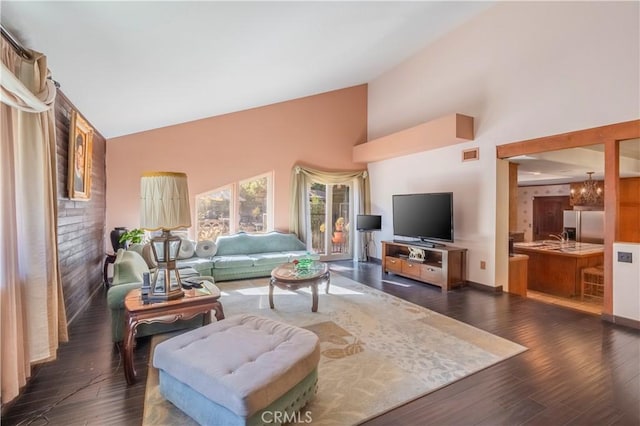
[{"x1": 153, "y1": 314, "x2": 320, "y2": 426}]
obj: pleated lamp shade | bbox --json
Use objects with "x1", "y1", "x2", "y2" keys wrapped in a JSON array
[{"x1": 140, "y1": 172, "x2": 191, "y2": 231}]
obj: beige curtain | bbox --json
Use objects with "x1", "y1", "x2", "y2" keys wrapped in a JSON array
[
  {"x1": 1, "y1": 38, "x2": 68, "y2": 404},
  {"x1": 289, "y1": 165, "x2": 370, "y2": 259}
]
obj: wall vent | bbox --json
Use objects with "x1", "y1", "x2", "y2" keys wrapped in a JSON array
[{"x1": 462, "y1": 147, "x2": 479, "y2": 162}]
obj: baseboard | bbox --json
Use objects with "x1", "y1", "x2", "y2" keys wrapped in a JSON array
[
  {"x1": 466, "y1": 280, "x2": 503, "y2": 293},
  {"x1": 601, "y1": 313, "x2": 640, "y2": 330}
]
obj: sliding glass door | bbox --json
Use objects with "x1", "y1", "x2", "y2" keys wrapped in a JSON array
[{"x1": 308, "y1": 181, "x2": 352, "y2": 260}]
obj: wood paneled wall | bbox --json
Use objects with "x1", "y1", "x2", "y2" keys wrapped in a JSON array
[{"x1": 54, "y1": 92, "x2": 106, "y2": 323}]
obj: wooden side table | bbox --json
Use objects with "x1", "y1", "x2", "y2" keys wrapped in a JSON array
[{"x1": 122, "y1": 283, "x2": 225, "y2": 384}]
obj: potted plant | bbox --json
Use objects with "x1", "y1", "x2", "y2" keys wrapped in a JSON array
[{"x1": 118, "y1": 228, "x2": 145, "y2": 248}]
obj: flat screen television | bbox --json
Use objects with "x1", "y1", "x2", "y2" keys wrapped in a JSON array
[
  {"x1": 392, "y1": 192, "x2": 453, "y2": 245},
  {"x1": 356, "y1": 214, "x2": 382, "y2": 231}
]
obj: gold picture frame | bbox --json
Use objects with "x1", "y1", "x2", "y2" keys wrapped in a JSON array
[{"x1": 68, "y1": 110, "x2": 94, "y2": 200}]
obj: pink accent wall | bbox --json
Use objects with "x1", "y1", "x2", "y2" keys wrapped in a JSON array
[{"x1": 106, "y1": 85, "x2": 367, "y2": 238}]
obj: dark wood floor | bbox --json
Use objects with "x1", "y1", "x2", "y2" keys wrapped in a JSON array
[{"x1": 3, "y1": 261, "x2": 639, "y2": 425}]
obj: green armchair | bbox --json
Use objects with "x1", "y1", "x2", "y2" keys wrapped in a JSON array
[{"x1": 106, "y1": 249, "x2": 204, "y2": 343}]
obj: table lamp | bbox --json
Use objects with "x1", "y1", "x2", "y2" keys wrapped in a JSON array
[{"x1": 140, "y1": 171, "x2": 191, "y2": 301}]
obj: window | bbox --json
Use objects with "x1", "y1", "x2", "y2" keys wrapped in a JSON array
[
  {"x1": 196, "y1": 186, "x2": 232, "y2": 241},
  {"x1": 196, "y1": 172, "x2": 273, "y2": 241},
  {"x1": 238, "y1": 174, "x2": 269, "y2": 233}
]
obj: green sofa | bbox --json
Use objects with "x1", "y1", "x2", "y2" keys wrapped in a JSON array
[
  {"x1": 106, "y1": 249, "x2": 203, "y2": 343},
  {"x1": 177, "y1": 231, "x2": 313, "y2": 282},
  {"x1": 108, "y1": 232, "x2": 311, "y2": 343}
]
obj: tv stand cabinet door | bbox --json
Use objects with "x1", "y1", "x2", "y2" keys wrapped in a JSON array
[
  {"x1": 382, "y1": 241, "x2": 405, "y2": 274},
  {"x1": 421, "y1": 265, "x2": 444, "y2": 287},
  {"x1": 401, "y1": 260, "x2": 422, "y2": 279},
  {"x1": 385, "y1": 256, "x2": 402, "y2": 274}
]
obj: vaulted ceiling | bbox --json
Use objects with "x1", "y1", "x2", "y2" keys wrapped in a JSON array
[
  {"x1": 5, "y1": 2, "x2": 636, "y2": 185},
  {"x1": 1, "y1": 1, "x2": 493, "y2": 138}
]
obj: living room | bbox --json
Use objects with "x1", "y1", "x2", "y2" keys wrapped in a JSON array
[{"x1": 2, "y1": 2, "x2": 639, "y2": 425}]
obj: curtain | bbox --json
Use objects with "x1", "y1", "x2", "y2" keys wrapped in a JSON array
[
  {"x1": 289, "y1": 165, "x2": 370, "y2": 259},
  {"x1": 1, "y1": 38, "x2": 68, "y2": 404}
]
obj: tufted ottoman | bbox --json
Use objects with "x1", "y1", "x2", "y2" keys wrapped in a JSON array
[{"x1": 153, "y1": 314, "x2": 320, "y2": 426}]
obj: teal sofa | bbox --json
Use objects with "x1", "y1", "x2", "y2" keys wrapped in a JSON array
[{"x1": 177, "y1": 232, "x2": 312, "y2": 282}]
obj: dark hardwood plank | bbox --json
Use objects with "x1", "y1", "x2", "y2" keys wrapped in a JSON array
[
  {"x1": 3, "y1": 260, "x2": 639, "y2": 426},
  {"x1": 351, "y1": 262, "x2": 640, "y2": 426},
  {"x1": 1, "y1": 287, "x2": 149, "y2": 425}
]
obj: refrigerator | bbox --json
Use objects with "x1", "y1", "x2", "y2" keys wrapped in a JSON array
[{"x1": 563, "y1": 210, "x2": 605, "y2": 244}]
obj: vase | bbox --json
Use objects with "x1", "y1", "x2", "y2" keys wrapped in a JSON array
[{"x1": 110, "y1": 227, "x2": 128, "y2": 252}]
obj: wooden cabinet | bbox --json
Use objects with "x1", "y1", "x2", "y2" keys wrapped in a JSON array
[
  {"x1": 508, "y1": 254, "x2": 528, "y2": 297},
  {"x1": 382, "y1": 241, "x2": 467, "y2": 291},
  {"x1": 401, "y1": 259, "x2": 422, "y2": 279},
  {"x1": 620, "y1": 177, "x2": 640, "y2": 243},
  {"x1": 385, "y1": 256, "x2": 402, "y2": 274},
  {"x1": 532, "y1": 196, "x2": 571, "y2": 241}
]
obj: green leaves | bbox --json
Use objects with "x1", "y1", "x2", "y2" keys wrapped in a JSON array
[{"x1": 119, "y1": 228, "x2": 144, "y2": 244}]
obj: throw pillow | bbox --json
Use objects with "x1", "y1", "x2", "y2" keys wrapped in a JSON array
[
  {"x1": 178, "y1": 238, "x2": 196, "y2": 259},
  {"x1": 195, "y1": 240, "x2": 217, "y2": 258},
  {"x1": 112, "y1": 249, "x2": 149, "y2": 286},
  {"x1": 129, "y1": 243, "x2": 158, "y2": 270}
]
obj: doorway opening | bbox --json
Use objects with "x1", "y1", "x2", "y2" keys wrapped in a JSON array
[
  {"x1": 499, "y1": 121, "x2": 640, "y2": 321},
  {"x1": 507, "y1": 144, "x2": 606, "y2": 314}
]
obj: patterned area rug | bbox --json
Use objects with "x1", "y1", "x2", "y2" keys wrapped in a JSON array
[{"x1": 143, "y1": 274, "x2": 526, "y2": 425}]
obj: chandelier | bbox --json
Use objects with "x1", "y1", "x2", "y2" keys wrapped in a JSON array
[{"x1": 571, "y1": 172, "x2": 603, "y2": 206}]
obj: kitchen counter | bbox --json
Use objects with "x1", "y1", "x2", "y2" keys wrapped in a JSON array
[
  {"x1": 514, "y1": 241, "x2": 604, "y2": 256},
  {"x1": 514, "y1": 241, "x2": 604, "y2": 297}
]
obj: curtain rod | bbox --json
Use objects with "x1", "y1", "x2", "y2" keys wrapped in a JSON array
[
  {"x1": 1, "y1": 24, "x2": 60, "y2": 88},
  {"x1": 1, "y1": 24, "x2": 32, "y2": 60}
]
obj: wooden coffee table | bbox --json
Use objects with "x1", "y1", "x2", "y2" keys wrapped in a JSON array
[
  {"x1": 122, "y1": 282, "x2": 224, "y2": 385},
  {"x1": 269, "y1": 261, "x2": 330, "y2": 312}
]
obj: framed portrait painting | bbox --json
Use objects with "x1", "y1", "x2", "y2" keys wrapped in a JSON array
[{"x1": 68, "y1": 110, "x2": 94, "y2": 200}]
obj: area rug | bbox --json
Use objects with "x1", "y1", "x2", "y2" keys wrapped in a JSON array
[{"x1": 143, "y1": 274, "x2": 526, "y2": 425}]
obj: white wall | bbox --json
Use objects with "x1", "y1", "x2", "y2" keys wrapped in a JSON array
[
  {"x1": 613, "y1": 243, "x2": 640, "y2": 322},
  {"x1": 367, "y1": 2, "x2": 639, "y2": 287}
]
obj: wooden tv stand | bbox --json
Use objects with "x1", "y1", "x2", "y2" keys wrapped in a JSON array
[{"x1": 382, "y1": 241, "x2": 467, "y2": 291}]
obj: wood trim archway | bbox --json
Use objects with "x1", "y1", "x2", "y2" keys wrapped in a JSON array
[{"x1": 497, "y1": 119, "x2": 640, "y2": 319}]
